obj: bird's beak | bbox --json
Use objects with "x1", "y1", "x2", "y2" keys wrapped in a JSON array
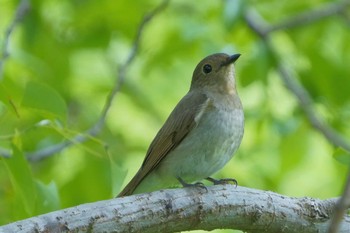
[{"x1": 221, "y1": 54, "x2": 241, "y2": 67}]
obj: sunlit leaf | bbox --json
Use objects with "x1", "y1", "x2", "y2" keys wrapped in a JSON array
[
  {"x1": 239, "y1": 40, "x2": 273, "y2": 86},
  {"x1": 111, "y1": 159, "x2": 128, "y2": 196},
  {"x1": 333, "y1": 147, "x2": 350, "y2": 166},
  {"x1": 35, "y1": 180, "x2": 60, "y2": 214},
  {"x1": 223, "y1": 0, "x2": 245, "y2": 28},
  {"x1": 21, "y1": 81, "x2": 67, "y2": 123},
  {"x1": 1, "y1": 145, "x2": 36, "y2": 216}
]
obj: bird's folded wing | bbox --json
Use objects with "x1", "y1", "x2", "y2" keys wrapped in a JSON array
[
  {"x1": 117, "y1": 91, "x2": 212, "y2": 196},
  {"x1": 141, "y1": 91, "x2": 211, "y2": 172}
]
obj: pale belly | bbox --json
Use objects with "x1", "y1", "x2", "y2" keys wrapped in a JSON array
[{"x1": 134, "y1": 108, "x2": 244, "y2": 193}]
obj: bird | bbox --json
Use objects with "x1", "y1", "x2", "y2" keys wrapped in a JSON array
[{"x1": 118, "y1": 53, "x2": 244, "y2": 197}]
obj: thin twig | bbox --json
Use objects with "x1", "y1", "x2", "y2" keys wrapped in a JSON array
[
  {"x1": 0, "y1": 0, "x2": 30, "y2": 158},
  {"x1": 244, "y1": 6, "x2": 350, "y2": 233},
  {"x1": 328, "y1": 169, "x2": 350, "y2": 233},
  {"x1": 276, "y1": 64, "x2": 350, "y2": 153},
  {"x1": 0, "y1": 0, "x2": 170, "y2": 161},
  {"x1": 87, "y1": 0, "x2": 170, "y2": 138},
  {"x1": 0, "y1": 148, "x2": 11, "y2": 158},
  {"x1": 0, "y1": 0, "x2": 30, "y2": 81},
  {"x1": 267, "y1": 0, "x2": 350, "y2": 33},
  {"x1": 28, "y1": 0, "x2": 170, "y2": 162},
  {"x1": 244, "y1": 8, "x2": 350, "y2": 153}
]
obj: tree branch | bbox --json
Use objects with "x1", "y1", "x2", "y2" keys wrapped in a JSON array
[
  {"x1": 0, "y1": 185, "x2": 347, "y2": 233},
  {"x1": 267, "y1": 0, "x2": 350, "y2": 33},
  {"x1": 0, "y1": 0, "x2": 170, "y2": 161},
  {"x1": 327, "y1": 169, "x2": 350, "y2": 233},
  {"x1": 86, "y1": 0, "x2": 170, "y2": 139},
  {"x1": 244, "y1": 8, "x2": 350, "y2": 153},
  {"x1": 244, "y1": 6, "x2": 350, "y2": 233}
]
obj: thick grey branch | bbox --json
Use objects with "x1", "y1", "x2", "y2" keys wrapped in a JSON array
[{"x1": 0, "y1": 185, "x2": 347, "y2": 233}]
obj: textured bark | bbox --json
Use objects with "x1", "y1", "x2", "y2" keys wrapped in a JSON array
[{"x1": 0, "y1": 185, "x2": 348, "y2": 233}]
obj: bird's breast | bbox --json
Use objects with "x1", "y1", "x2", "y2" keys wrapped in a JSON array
[{"x1": 158, "y1": 104, "x2": 244, "y2": 182}]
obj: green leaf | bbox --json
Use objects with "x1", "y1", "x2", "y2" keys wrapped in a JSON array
[
  {"x1": 223, "y1": 0, "x2": 245, "y2": 29},
  {"x1": 0, "y1": 84, "x2": 20, "y2": 117},
  {"x1": 333, "y1": 147, "x2": 350, "y2": 166},
  {"x1": 279, "y1": 120, "x2": 307, "y2": 172},
  {"x1": 21, "y1": 81, "x2": 67, "y2": 122},
  {"x1": 2, "y1": 145, "x2": 36, "y2": 216},
  {"x1": 35, "y1": 180, "x2": 60, "y2": 214},
  {"x1": 239, "y1": 40, "x2": 273, "y2": 86},
  {"x1": 111, "y1": 159, "x2": 127, "y2": 196}
]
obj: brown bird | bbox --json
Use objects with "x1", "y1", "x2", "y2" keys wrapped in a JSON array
[{"x1": 118, "y1": 53, "x2": 244, "y2": 197}]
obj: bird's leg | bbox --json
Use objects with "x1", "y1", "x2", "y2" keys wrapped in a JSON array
[
  {"x1": 176, "y1": 177, "x2": 207, "y2": 191},
  {"x1": 206, "y1": 177, "x2": 238, "y2": 187}
]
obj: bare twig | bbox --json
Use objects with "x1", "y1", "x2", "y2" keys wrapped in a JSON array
[
  {"x1": 267, "y1": 0, "x2": 350, "y2": 33},
  {"x1": 327, "y1": 169, "x2": 350, "y2": 233},
  {"x1": 87, "y1": 0, "x2": 170, "y2": 138},
  {"x1": 0, "y1": 0, "x2": 30, "y2": 81},
  {"x1": 0, "y1": 185, "x2": 347, "y2": 233},
  {"x1": 245, "y1": 0, "x2": 350, "y2": 36},
  {"x1": 0, "y1": 0, "x2": 31, "y2": 158},
  {"x1": 0, "y1": 148, "x2": 11, "y2": 158},
  {"x1": 276, "y1": 63, "x2": 350, "y2": 153},
  {"x1": 244, "y1": 8, "x2": 350, "y2": 153},
  {"x1": 244, "y1": 6, "x2": 350, "y2": 233},
  {"x1": 0, "y1": 0, "x2": 170, "y2": 161}
]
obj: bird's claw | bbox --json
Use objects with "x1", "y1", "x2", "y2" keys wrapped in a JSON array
[
  {"x1": 177, "y1": 177, "x2": 208, "y2": 192},
  {"x1": 206, "y1": 177, "x2": 238, "y2": 187}
]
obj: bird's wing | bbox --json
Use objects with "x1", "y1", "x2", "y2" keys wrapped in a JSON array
[{"x1": 118, "y1": 91, "x2": 211, "y2": 196}]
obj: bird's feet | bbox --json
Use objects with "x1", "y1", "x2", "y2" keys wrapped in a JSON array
[
  {"x1": 177, "y1": 177, "x2": 208, "y2": 191},
  {"x1": 206, "y1": 177, "x2": 238, "y2": 187}
]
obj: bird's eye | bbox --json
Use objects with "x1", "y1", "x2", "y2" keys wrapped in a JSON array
[{"x1": 202, "y1": 64, "x2": 212, "y2": 74}]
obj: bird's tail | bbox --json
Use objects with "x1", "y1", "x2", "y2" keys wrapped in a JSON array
[{"x1": 117, "y1": 170, "x2": 144, "y2": 197}]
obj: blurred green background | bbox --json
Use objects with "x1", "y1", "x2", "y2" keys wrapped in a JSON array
[{"x1": 0, "y1": 0, "x2": 349, "y2": 232}]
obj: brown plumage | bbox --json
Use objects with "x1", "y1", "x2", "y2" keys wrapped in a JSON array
[{"x1": 118, "y1": 53, "x2": 244, "y2": 197}]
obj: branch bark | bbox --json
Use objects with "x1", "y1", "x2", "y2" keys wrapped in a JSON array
[{"x1": 0, "y1": 185, "x2": 347, "y2": 233}]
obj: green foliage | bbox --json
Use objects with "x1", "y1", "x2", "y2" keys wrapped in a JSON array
[
  {"x1": 334, "y1": 148, "x2": 350, "y2": 166},
  {"x1": 0, "y1": 0, "x2": 349, "y2": 232},
  {"x1": 21, "y1": 81, "x2": 67, "y2": 123},
  {"x1": 2, "y1": 145, "x2": 36, "y2": 218},
  {"x1": 0, "y1": 144, "x2": 59, "y2": 222}
]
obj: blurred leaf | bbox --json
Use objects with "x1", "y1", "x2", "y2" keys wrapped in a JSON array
[
  {"x1": 2, "y1": 145, "x2": 36, "y2": 216},
  {"x1": 111, "y1": 159, "x2": 128, "y2": 196},
  {"x1": 223, "y1": 0, "x2": 245, "y2": 29},
  {"x1": 0, "y1": 84, "x2": 20, "y2": 118},
  {"x1": 21, "y1": 81, "x2": 67, "y2": 123},
  {"x1": 35, "y1": 180, "x2": 60, "y2": 214},
  {"x1": 333, "y1": 147, "x2": 350, "y2": 166},
  {"x1": 279, "y1": 121, "x2": 308, "y2": 173},
  {"x1": 240, "y1": 40, "x2": 273, "y2": 86}
]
